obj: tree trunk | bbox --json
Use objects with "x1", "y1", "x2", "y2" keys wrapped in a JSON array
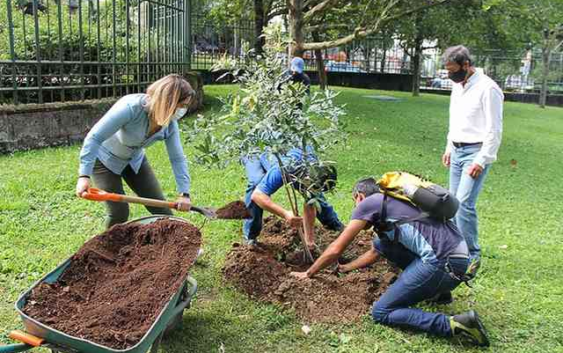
[
  {"x1": 412, "y1": 34, "x2": 423, "y2": 97},
  {"x1": 288, "y1": 0, "x2": 305, "y2": 56},
  {"x1": 234, "y1": 26, "x2": 240, "y2": 57},
  {"x1": 380, "y1": 48, "x2": 387, "y2": 73},
  {"x1": 540, "y1": 37, "x2": 551, "y2": 109},
  {"x1": 312, "y1": 31, "x2": 327, "y2": 90},
  {"x1": 364, "y1": 44, "x2": 371, "y2": 72},
  {"x1": 254, "y1": 0, "x2": 265, "y2": 54}
]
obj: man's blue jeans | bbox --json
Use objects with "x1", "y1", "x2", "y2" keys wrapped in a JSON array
[
  {"x1": 372, "y1": 238, "x2": 468, "y2": 337},
  {"x1": 242, "y1": 156, "x2": 343, "y2": 241},
  {"x1": 449, "y1": 144, "x2": 491, "y2": 259}
]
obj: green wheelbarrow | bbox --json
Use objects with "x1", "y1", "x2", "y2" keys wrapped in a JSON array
[{"x1": 0, "y1": 216, "x2": 199, "y2": 353}]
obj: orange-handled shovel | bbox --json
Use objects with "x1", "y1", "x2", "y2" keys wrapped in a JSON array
[{"x1": 82, "y1": 188, "x2": 218, "y2": 219}]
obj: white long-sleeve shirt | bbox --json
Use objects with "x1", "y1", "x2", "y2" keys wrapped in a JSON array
[{"x1": 446, "y1": 70, "x2": 504, "y2": 167}]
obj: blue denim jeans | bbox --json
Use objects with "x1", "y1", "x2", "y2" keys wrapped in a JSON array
[
  {"x1": 242, "y1": 156, "x2": 343, "y2": 241},
  {"x1": 372, "y1": 238, "x2": 468, "y2": 337},
  {"x1": 449, "y1": 144, "x2": 491, "y2": 259}
]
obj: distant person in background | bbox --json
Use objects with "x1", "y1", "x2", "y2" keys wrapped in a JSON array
[
  {"x1": 288, "y1": 57, "x2": 311, "y2": 95},
  {"x1": 279, "y1": 57, "x2": 311, "y2": 96},
  {"x1": 76, "y1": 74, "x2": 195, "y2": 228},
  {"x1": 441, "y1": 45, "x2": 504, "y2": 275}
]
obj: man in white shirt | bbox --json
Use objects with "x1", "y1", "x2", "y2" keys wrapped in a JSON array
[{"x1": 441, "y1": 45, "x2": 504, "y2": 271}]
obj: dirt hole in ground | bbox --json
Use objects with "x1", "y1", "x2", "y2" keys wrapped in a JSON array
[
  {"x1": 222, "y1": 216, "x2": 399, "y2": 323},
  {"x1": 216, "y1": 200, "x2": 252, "y2": 219},
  {"x1": 23, "y1": 219, "x2": 202, "y2": 350}
]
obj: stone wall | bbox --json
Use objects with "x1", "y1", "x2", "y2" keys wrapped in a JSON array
[{"x1": 0, "y1": 72, "x2": 204, "y2": 154}]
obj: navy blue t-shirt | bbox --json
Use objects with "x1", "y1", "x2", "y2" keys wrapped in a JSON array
[{"x1": 351, "y1": 193, "x2": 464, "y2": 263}]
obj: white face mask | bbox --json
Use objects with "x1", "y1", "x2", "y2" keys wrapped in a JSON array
[{"x1": 170, "y1": 107, "x2": 188, "y2": 122}]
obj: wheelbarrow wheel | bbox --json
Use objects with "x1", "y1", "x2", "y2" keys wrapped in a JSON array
[
  {"x1": 162, "y1": 311, "x2": 184, "y2": 339},
  {"x1": 162, "y1": 283, "x2": 190, "y2": 339}
]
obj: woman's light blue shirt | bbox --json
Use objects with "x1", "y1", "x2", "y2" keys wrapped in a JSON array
[{"x1": 78, "y1": 94, "x2": 190, "y2": 194}]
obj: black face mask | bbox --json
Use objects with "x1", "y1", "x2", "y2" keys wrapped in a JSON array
[{"x1": 448, "y1": 68, "x2": 467, "y2": 83}]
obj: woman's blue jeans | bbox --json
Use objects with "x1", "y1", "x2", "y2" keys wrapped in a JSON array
[{"x1": 372, "y1": 238, "x2": 468, "y2": 337}]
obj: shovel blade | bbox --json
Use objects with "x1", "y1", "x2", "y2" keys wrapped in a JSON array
[{"x1": 191, "y1": 206, "x2": 218, "y2": 219}]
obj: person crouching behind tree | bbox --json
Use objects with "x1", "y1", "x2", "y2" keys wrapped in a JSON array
[
  {"x1": 242, "y1": 147, "x2": 344, "y2": 250},
  {"x1": 75, "y1": 74, "x2": 195, "y2": 228},
  {"x1": 290, "y1": 177, "x2": 490, "y2": 347}
]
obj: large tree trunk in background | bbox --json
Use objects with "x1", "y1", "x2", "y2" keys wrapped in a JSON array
[
  {"x1": 254, "y1": 0, "x2": 265, "y2": 54},
  {"x1": 411, "y1": 13, "x2": 423, "y2": 97},
  {"x1": 380, "y1": 48, "x2": 387, "y2": 73},
  {"x1": 539, "y1": 39, "x2": 551, "y2": 108},
  {"x1": 312, "y1": 31, "x2": 327, "y2": 90},
  {"x1": 287, "y1": 0, "x2": 304, "y2": 56},
  {"x1": 364, "y1": 45, "x2": 371, "y2": 72},
  {"x1": 412, "y1": 34, "x2": 423, "y2": 97}
]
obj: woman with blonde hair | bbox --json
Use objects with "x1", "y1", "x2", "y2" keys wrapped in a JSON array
[{"x1": 76, "y1": 74, "x2": 195, "y2": 228}]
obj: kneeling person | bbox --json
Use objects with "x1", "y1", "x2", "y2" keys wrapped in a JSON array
[
  {"x1": 290, "y1": 177, "x2": 489, "y2": 347},
  {"x1": 243, "y1": 148, "x2": 344, "y2": 248}
]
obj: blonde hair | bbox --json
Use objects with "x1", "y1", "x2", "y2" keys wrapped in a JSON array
[{"x1": 145, "y1": 74, "x2": 195, "y2": 126}]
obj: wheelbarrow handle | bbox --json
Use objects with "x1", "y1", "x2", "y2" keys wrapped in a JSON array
[
  {"x1": 0, "y1": 344, "x2": 33, "y2": 353},
  {"x1": 0, "y1": 331, "x2": 44, "y2": 353}
]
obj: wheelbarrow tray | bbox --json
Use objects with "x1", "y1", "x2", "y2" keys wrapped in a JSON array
[{"x1": 13, "y1": 216, "x2": 198, "y2": 353}]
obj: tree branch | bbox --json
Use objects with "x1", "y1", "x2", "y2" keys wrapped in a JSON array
[
  {"x1": 302, "y1": 0, "x2": 397, "y2": 50},
  {"x1": 268, "y1": 7, "x2": 288, "y2": 19},
  {"x1": 304, "y1": 0, "x2": 324, "y2": 7},
  {"x1": 305, "y1": 23, "x2": 352, "y2": 32},
  {"x1": 303, "y1": 0, "x2": 342, "y2": 23},
  {"x1": 302, "y1": 0, "x2": 452, "y2": 51}
]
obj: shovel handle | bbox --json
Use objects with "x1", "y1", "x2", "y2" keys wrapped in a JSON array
[{"x1": 83, "y1": 188, "x2": 178, "y2": 209}]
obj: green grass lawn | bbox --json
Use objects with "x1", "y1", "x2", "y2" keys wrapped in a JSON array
[{"x1": 1, "y1": 85, "x2": 562, "y2": 353}]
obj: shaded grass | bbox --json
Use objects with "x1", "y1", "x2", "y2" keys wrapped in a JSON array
[{"x1": 1, "y1": 85, "x2": 562, "y2": 352}]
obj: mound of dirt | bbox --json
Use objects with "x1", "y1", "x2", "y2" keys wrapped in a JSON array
[
  {"x1": 222, "y1": 217, "x2": 399, "y2": 323},
  {"x1": 23, "y1": 219, "x2": 202, "y2": 350},
  {"x1": 216, "y1": 200, "x2": 252, "y2": 219}
]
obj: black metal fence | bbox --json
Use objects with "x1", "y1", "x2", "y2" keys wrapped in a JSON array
[
  {"x1": 420, "y1": 49, "x2": 563, "y2": 94},
  {"x1": 3, "y1": 4, "x2": 563, "y2": 106},
  {"x1": 302, "y1": 37, "x2": 412, "y2": 75},
  {"x1": 190, "y1": 14, "x2": 255, "y2": 71},
  {"x1": 187, "y1": 16, "x2": 563, "y2": 94},
  {"x1": 0, "y1": 0, "x2": 190, "y2": 105}
]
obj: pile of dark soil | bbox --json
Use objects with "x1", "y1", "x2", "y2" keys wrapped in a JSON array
[
  {"x1": 23, "y1": 219, "x2": 202, "y2": 349},
  {"x1": 222, "y1": 217, "x2": 399, "y2": 323},
  {"x1": 216, "y1": 200, "x2": 251, "y2": 219}
]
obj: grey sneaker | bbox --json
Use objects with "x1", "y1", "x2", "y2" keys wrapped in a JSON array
[{"x1": 450, "y1": 310, "x2": 490, "y2": 347}]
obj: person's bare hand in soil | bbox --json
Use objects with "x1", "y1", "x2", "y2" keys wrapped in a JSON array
[
  {"x1": 289, "y1": 271, "x2": 310, "y2": 280},
  {"x1": 284, "y1": 211, "x2": 303, "y2": 228},
  {"x1": 337, "y1": 262, "x2": 353, "y2": 273}
]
